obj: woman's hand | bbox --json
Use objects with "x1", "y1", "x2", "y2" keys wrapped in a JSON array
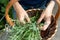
[
  {"x1": 16, "y1": 9, "x2": 30, "y2": 24},
  {"x1": 13, "y1": 2, "x2": 30, "y2": 24},
  {"x1": 37, "y1": 0, "x2": 55, "y2": 31},
  {"x1": 37, "y1": 10, "x2": 51, "y2": 31}
]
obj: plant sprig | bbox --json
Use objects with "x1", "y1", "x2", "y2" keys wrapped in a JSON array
[{"x1": 8, "y1": 11, "x2": 44, "y2": 40}]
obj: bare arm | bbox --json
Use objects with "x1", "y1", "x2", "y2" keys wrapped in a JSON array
[
  {"x1": 5, "y1": 0, "x2": 30, "y2": 26},
  {"x1": 37, "y1": 0, "x2": 55, "y2": 30},
  {"x1": 13, "y1": 2, "x2": 25, "y2": 15},
  {"x1": 45, "y1": 0, "x2": 55, "y2": 15},
  {"x1": 13, "y1": 2, "x2": 30, "y2": 24}
]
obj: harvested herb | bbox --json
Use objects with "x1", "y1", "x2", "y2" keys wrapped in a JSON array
[{"x1": 8, "y1": 11, "x2": 44, "y2": 40}]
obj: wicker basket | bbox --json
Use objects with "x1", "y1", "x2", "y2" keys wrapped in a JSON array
[
  {"x1": 26, "y1": 9, "x2": 58, "y2": 40},
  {"x1": 5, "y1": 8, "x2": 58, "y2": 40}
]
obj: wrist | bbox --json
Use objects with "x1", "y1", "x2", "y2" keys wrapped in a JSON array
[
  {"x1": 50, "y1": 0, "x2": 55, "y2": 4},
  {"x1": 13, "y1": 2, "x2": 26, "y2": 14},
  {"x1": 13, "y1": 2, "x2": 24, "y2": 11},
  {"x1": 46, "y1": 0, "x2": 55, "y2": 11}
]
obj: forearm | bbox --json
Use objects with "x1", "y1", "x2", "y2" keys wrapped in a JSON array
[
  {"x1": 13, "y1": 2, "x2": 25, "y2": 14},
  {"x1": 45, "y1": 0, "x2": 55, "y2": 14}
]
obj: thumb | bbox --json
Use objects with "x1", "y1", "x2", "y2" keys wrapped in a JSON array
[
  {"x1": 41, "y1": 20, "x2": 51, "y2": 31},
  {"x1": 25, "y1": 14, "x2": 31, "y2": 23},
  {"x1": 19, "y1": 16, "x2": 26, "y2": 24},
  {"x1": 37, "y1": 13, "x2": 45, "y2": 24}
]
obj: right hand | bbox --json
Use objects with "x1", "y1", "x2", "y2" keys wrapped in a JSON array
[
  {"x1": 13, "y1": 2, "x2": 30, "y2": 24},
  {"x1": 17, "y1": 10, "x2": 30, "y2": 24}
]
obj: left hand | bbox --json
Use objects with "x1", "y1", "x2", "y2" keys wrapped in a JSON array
[
  {"x1": 37, "y1": 0, "x2": 55, "y2": 31},
  {"x1": 37, "y1": 10, "x2": 51, "y2": 31}
]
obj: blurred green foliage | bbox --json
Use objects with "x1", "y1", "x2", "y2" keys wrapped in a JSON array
[
  {"x1": 0, "y1": 0, "x2": 13, "y2": 30},
  {"x1": 8, "y1": 12, "x2": 43, "y2": 40},
  {"x1": 8, "y1": 21, "x2": 42, "y2": 40}
]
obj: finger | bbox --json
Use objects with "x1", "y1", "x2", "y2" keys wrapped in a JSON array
[
  {"x1": 19, "y1": 16, "x2": 26, "y2": 24},
  {"x1": 37, "y1": 13, "x2": 45, "y2": 24},
  {"x1": 25, "y1": 14, "x2": 31, "y2": 23},
  {"x1": 40, "y1": 18, "x2": 51, "y2": 31},
  {"x1": 25, "y1": 13, "x2": 31, "y2": 23}
]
